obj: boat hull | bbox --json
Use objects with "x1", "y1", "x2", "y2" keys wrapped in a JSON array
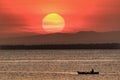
[{"x1": 77, "y1": 71, "x2": 99, "y2": 75}]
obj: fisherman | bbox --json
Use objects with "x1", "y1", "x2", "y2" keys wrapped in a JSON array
[{"x1": 91, "y1": 69, "x2": 94, "y2": 73}]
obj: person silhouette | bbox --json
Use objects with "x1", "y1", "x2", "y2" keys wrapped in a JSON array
[{"x1": 91, "y1": 69, "x2": 94, "y2": 73}]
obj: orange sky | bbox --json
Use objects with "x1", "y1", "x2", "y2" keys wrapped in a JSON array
[{"x1": 0, "y1": 0, "x2": 120, "y2": 36}]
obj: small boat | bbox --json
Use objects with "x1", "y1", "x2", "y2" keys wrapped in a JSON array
[{"x1": 77, "y1": 69, "x2": 99, "y2": 75}]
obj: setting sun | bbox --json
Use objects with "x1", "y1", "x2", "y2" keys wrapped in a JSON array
[{"x1": 42, "y1": 13, "x2": 65, "y2": 33}]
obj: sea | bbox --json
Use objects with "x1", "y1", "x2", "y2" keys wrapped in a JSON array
[{"x1": 0, "y1": 50, "x2": 119, "y2": 80}]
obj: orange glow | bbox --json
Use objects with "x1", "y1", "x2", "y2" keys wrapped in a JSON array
[
  {"x1": 42, "y1": 13, "x2": 65, "y2": 33},
  {"x1": 0, "y1": 0, "x2": 120, "y2": 36}
]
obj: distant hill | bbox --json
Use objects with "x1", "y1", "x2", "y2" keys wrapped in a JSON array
[{"x1": 0, "y1": 31, "x2": 120, "y2": 45}]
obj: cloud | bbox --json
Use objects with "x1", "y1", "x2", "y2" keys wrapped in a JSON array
[{"x1": 0, "y1": 13, "x2": 28, "y2": 30}]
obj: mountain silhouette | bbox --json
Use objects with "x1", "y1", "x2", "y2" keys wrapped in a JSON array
[{"x1": 0, "y1": 31, "x2": 120, "y2": 45}]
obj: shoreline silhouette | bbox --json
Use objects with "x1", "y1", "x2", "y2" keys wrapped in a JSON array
[{"x1": 0, "y1": 43, "x2": 120, "y2": 50}]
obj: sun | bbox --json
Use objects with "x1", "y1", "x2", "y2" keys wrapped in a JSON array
[{"x1": 42, "y1": 13, "x2": 65, "y2": 33}]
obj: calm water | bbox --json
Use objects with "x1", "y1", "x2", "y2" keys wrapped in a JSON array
[{"x1": 0, "y1": 50, "x2": 119, "y2": 80}]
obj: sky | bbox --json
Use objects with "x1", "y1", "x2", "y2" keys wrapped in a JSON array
[{"x1": 0, "y1": 0, "x2": 120, "y2": 37}]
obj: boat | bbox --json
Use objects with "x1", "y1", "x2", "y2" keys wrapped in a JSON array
[{"x1": 77, "y1": 69, "x2": 99, "y2": 75}]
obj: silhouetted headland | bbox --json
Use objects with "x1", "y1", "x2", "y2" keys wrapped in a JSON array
[
  {"x1": 1, "y1": 31, "x2": 120, "y2": 45},
  {"x1": 0, "y1": 43, "x2": 120, "y2": 50}
]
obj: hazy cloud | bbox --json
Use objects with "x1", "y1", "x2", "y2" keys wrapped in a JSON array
[{"x1": 0, "y1": 13, "x2": 28, "y2": 30}]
